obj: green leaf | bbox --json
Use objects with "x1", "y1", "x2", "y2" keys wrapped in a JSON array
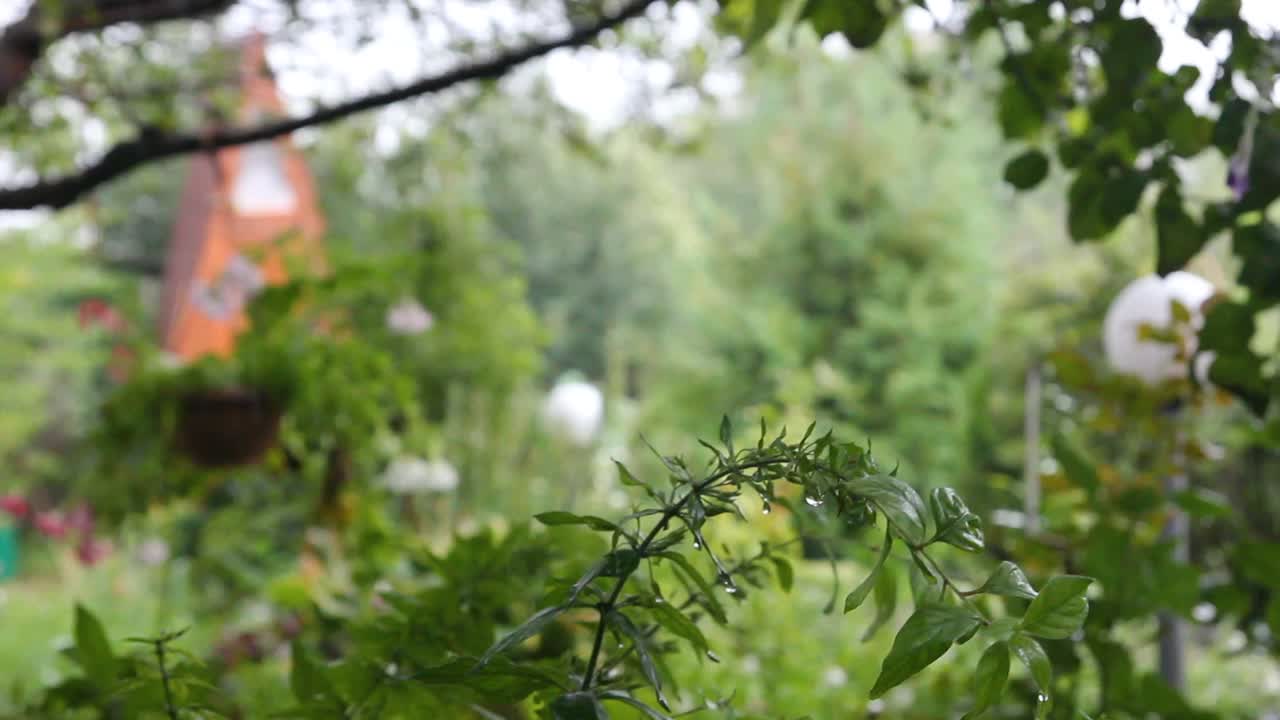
[
  {"x1": 1173, "y1": 488, "x2": 1233, "y2": 520},
  {"x1": 1050, "y1": 433, "x2": 1098, "y2": 496},
  {"x1": 1010, "y1": 633, "x2": 1052, "y2": 694},
  {"x1": 1020, "y1": 576, "x2": 1092, "y2": 639},
  {"x1": 743, "y1": 0, "x2": 784, "y2": 49},
  {"x1": 802, "y1": 0, "x2": 889, "y2": 48},
  {"x1": 477, "y1": 605, "x2": 568, "y2": 667},
  {"x1": 1004, "y1": 150, "x2": 1050, "y2": 190},
  {"x1": 611, "y1": 611, "x2": 669, "y2": 710},
  {"x1": 769, "y1": 556, "x2": 794, "y2": 592},
  {"x1": 601, "y1": 549, "x2": 641, "y2": 577},
  {"x1": 648, "y1": 602, "x2": 709, "y2": 657},
  {"x1": 535, "y1": 512, "x2": 621, "y2": 533},
  {"x1": 976, "y1": 562, "x2": 1038, "y2": 601},
  {"x1": 73, "y1": 604, "x2": 117, "y2": 687},
  {"x1": 861, "y1": 565, "x2": 898, "y2": 642},
  {"x1": 411, "y1": 656, "x2": 563, "y2": 703},
  {"x1": 614, "y1": 461, "x2": 648, "y2": 489},
  {"x1": 998, "y1": 81, "x2": 1044, "y2": 139},
  {"x1": 1155, "y1": 185, "x2": 1206, "y2": 275},
  {"x1": 1199, "y1": 301, "x2": 1255, "y2": 354},
  {"x1": 1209, "y1": 350, "x2": 1270, "y2": 416},
  {"x1": 1102, "y1": 19, "x2": 1163, "y2": 94},
  {"x1": 552, "y1": 692, "x2": 611, "y2": 720},
  {"x1": 928, "y1": 487, "x2": 984, "y2": 552},
  {"x1": 963, "y1": 642, "x2": 1010, "y2": 719},
  {"x1": 1234, "y1": 542, "x2": 1280, "y2": 589},
  {"x1": 1089, "y1": 639, "x2": 1134, "y2": 710},
  {"x1": 845, "y1": 526, "x2": 893, "y2": 613},
  {"x1": 289, "y1": 642, "x2": 332, "y2": 705},
  {"x1": 599, "y1": 691, "x2": 674, "y2": 720},
  {"x1": 869, "y1": 603, "x2": 982, "y2": 698},
  {"x1": 659, "y1": 552, "x2": 728, "y2": 624},
  {"x1": 850, "y1": 474, "x2": 930, "y2": 546},
  {"x1": 719, "y1": 415, "x2": 733, "y2": 453}
]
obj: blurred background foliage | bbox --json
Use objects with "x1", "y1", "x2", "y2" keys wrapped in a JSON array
[{"x1": 2, "y1": 21, "x2": 1279, "y2": 720}]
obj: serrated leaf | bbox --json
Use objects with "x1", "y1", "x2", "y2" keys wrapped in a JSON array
[
  {"x1": 963, "y1": 642, "x2": 1010, "y2": 719},
  {"x1": 611, "y1": 611, "x2": 669, "y2": 710},
  {"x1": 1021, "y1": 575, "x2": 1092, "y2": 639},
  {"x1": 477, "y1": 605, "x2": 568, "y2": 667},
  {"x1": 850, "y1": 474, "x2": 929, "y2": 545},
  {"x1": 869, "y1": 603, "x2": 982, "y2": 698},
  {"x1": 659, "y1": 552, "x2": 727, "y2": 624},
  {"x1": 846, "y1": 526, "x2": 893, "y2": 613},
  {"x1": 976, "y1": 562, "x2": 1038, "y2": 601},
  {"x1": 648, "y1": 602, "x2": 709, "y2": 656},
  {"x1": 928, "y1": 487, "x2": 984, "y2": 552}
]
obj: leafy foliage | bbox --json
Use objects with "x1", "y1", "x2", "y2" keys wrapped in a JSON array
[{"x1": 8, "y1": 419, "x2": 1090, "y2": 717}]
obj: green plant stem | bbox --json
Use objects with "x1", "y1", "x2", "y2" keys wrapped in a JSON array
[
  {"x1": 578, "y1": 457, "x2": 788, "y2": 691},
  {"x1": 154, "y1": 639, "x2": 180, "y2": 720},
  {"x1": 913, "y1": 546, "x2": 991, "y2": 624},
  {"x1": 596, "y1": 537, "x2": 804, "y2": 678}
]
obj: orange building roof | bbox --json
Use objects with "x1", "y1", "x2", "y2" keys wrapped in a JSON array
[{"x1": 158, "y1": 34, "x2": 326, "y2": 360}]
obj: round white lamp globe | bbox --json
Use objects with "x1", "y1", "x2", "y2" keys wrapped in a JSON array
[
  {"x1": 543, "y1": 375, "x2": 604, "y2": 446},
  {"x1": 1102, "y1": 271, "x2": 1214, "y2": 386}
]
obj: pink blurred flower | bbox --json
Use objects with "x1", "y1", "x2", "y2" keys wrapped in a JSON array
[
  {"x1": 75, "y1": 537, "x2": 113, "y2": 567},
  {"x1": 385, "y1": 297, "x2": 434, "y2": 335},
  {"x1": 67, "y1": 504, "x2": 95, "y2": 535}
]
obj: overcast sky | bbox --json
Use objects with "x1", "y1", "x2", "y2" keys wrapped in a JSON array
[{"x1": 0, "y1": 0, "x2": 1278, "y2": 227}]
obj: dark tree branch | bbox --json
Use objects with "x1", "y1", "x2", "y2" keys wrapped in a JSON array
[
  {"x1": 0, "y1": 0, "x2": 658, "y2": 210},
  {"x1": 1, "y1": 0, "x2": 235, "y2": 105}
]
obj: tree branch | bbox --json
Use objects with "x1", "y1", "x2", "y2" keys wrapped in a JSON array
[
  {"x1": 1, "y1": 0, "x2": 235, "y2": 106},
  {"x1": 0, "y1": 0, "x2": 657, "y2": 210}
]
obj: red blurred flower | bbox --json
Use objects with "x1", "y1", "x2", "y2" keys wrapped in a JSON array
[
  {"x1": 77, "y1": 299, "x2": 126, "y2": 333},
  {"x1": 34, "y1": 512, "x2": 67, "y2": 538},
  {"x1": 0, "y1": 495, "x2": 28, "y2": 519}
]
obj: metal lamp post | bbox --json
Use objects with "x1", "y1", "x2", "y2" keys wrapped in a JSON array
[{"x1": 1101, "y1": 271, "x2": 1214, "y2": 692}]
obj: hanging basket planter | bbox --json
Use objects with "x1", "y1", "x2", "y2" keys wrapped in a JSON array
[{"x1": 174, "y1": 387, "x2": 282, "y2": 468}]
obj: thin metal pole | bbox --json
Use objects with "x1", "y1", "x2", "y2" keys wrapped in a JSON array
[
  {"x1": 1158, "y1": 427, "x2": 1188, "y2": 691},
  {"x1": 1023, "y1": 363, "x2": 1042, "y2": 535}
]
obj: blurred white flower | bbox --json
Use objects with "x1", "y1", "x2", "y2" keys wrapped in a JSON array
[
  {"x1": 386, "y1": 297, "x2": 434, "y2": 335},
  {"x1": 542, "y1": 376, "x2": 604, "y2": 446},
  {"x1": 1192, "y1": 602, "x2": 1216, "y2": 623},
  {"x1": 381, "y1": 457, "x2": 458, "y2": 494},
  {"x1": 1103, "y1": 272, "x2": 1214, "y2": 386},
  {"x1": 741, "y1": 655, "x2": 761, "y2": 674},
  {"x1": 822, "y1": 665, "x2": 848, "y2": 688},
  {"x1": 136, "y1": 538, "x2": 170, "y2": 567}
]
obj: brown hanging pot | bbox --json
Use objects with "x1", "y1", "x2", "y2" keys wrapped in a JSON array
[{"x1": 174, "y1": 387, "x2": 282, "y2": 468}]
